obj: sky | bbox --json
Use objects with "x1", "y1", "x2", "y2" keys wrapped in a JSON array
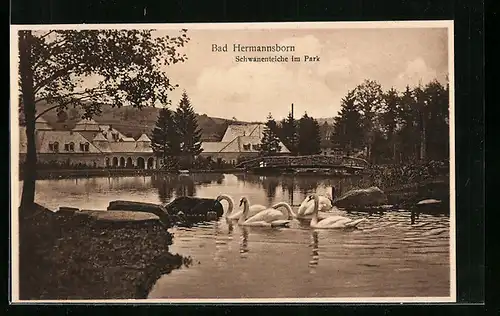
[{"x1": 82, "y1": 25, "x2": 450, "y2": 122}]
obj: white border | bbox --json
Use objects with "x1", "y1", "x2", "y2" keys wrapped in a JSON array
[{"x1": 10, "y1": 20, "x2": 456, "y2": 304}]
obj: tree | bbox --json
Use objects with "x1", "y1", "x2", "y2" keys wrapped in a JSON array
[
  {"x1": 297, "y1": 112, "x2": 321, "y2": 155},
  {"x1": 280, "y1": 111, "x2": 298, "y2": 155},
  {"x1": 381, "y1": 87, "x2": 401, "y2": 162},
  {"x1": 151, "y1": 107, "x2": 180, "y2": 170},
  {"x1": 18, "y1": 29, "x2": 190, "y2": 210},
  {"x1": 353, "y1": 79, "x2": 384, "y2": 161},
  {"x1": 174, "y1": 91, "x2": 202, "y2": 168},
  {"x1": 260, "y1": 113, "x2": 282, "y2": 156},
  {"x1": 332, "y1": 90, "x2": 364, "y2": 155}
]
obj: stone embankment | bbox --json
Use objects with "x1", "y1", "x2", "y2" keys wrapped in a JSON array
[{"x1": 19, "y1": 204, "x2": 186, "y2": 300}]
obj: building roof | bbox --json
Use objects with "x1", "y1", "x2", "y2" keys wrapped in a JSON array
[
  {"x1": 201, "y1": 142, "x2": 230, "y2": 153},
  {"x1": 35, "y1": 117, "x2": 54, "y2": 131},
  {"x1": 92, "y1": 133, "x2": 108, "y2": 142},
  {"x1": 35, "y1": 131, "x2": 102, "y2": 154},
  {"x1": 201, "y1": 123, "x2": 290, "y2": 154},
  {"x1": 121, "y1": 137, "x2": 136, "y2": 142},
  {"x1": 136, "y1": 133, "x2": 151, "y2": 142},
  {"x1": 72, "y1": 119, "x2": 101, "y2": 132},
  {"x1": 220, "y1": 123, "x2": 265, "y2": 142},
  {"x1": 201, "y1": 135, "x2": 290, "y2": 154},
  {"x1": 99, "y1": 125, "x2": 127, "y2": 141}
]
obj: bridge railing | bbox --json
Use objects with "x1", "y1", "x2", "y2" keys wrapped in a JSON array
[{"x1": 237, "y1": 155, "x2": 369, "y2": 169}]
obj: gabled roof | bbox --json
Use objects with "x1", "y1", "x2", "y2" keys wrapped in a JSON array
[
  {"x1": 72, "y1": 119, "x2": 101, "y2": 132},
  {"x1": 35, "y1": 131, "x2": 102, "y2": 154},
  {"x1": 136, "y1": 133, "x2": 151, "y2": 142},
  {"x1": 35, "y1": 117, "x2": 54, "y2": 131},
  {"x1": 220, "y1": 123, "x2": 265, "y2": 142},
  {"x1": 92, "y1": 133, "x2": 108, "y2": 142}
]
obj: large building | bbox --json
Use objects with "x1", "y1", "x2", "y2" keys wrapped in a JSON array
[
  {"x1": 200, "y1": 123, "x2": 290, "y2": 165},
  {"x1": 19, "y1": 117, "x2": 158, "y2": 169}
]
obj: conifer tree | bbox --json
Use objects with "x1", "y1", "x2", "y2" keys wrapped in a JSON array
[
  {"x1": 174, "y1": 91, "x2": 202, "y2": 167},
  {"x1": 280, "y1": 112, "x2": 298, "y2": 155},
  {"x1": 298, "y1": 113, "x2": 322, "y2": 155},
  {"x1": 151, "y1": 107, "x2": 180, "y2": 170},
  {"x1": 260, "y1": 113, "x2": 282, "y2": 156}
]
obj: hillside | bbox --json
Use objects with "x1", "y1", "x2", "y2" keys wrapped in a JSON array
[
  {"x1": 25, "y1": 102, "x2": 236, "y2": 141},
  {"x1": 21, "y1": 102, "x2": 336, "y2": 141}
]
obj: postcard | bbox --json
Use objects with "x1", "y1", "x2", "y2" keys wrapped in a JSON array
[{"x1": 10, "y1": 21, "x2": 455, "y2": 303}]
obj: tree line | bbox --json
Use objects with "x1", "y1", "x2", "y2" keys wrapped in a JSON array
[
  {"x1": 331, "y1": 79, "x2": 449, "y2": 164},
  {"x1": 260, "y1": 110, "x2": 322, "y2": 156}
]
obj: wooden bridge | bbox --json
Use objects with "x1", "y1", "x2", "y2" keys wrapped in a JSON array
[{"x1": 236, "y1": 155, "x2": 369, "y2": 173}]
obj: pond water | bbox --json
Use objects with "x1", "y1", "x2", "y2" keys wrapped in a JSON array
[{"x1": 22, "y1": 173, "x2": 451, "y2": 300}]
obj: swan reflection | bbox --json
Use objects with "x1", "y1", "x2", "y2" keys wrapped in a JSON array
[
  {"x1": 239, "y1": 226, "x2": 249, "y2": 258},
  {"x1": 309, "y1": 230, "x2": 320, "y2": 273}
]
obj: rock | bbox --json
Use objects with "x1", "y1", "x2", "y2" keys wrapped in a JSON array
[
  {"x1": 107, "y1": 201, "x2": 170, "y2": 224},
  {"x1": 164, "y1": 196, "x2": 224, "y2": 217},
  {"x1": 333, "y1": 186, "x2": 388, "y2": 208},
  {"x1": 80, "y1": 210, "x2": 161, "y2": 223},
  {"x1": 57, "y1": 207, "x2": 79, "y2": 216}
]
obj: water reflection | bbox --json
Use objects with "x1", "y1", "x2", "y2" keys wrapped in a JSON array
[
  {"x1": 239, "y1": 226, "x2": 249, "y2": 258},
  {"x1": 309, "y1": 231, "x2": 320, "y2": 273},
  {"x1": 28, "y1": 173, "x2": 450, "y2": 299}
]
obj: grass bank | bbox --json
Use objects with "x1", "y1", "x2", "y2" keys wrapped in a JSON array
[
  {"x1": 18, "y1": 204, "x2": 185, "y2": 300},
  {"x1": 366, "y1": 161, "x2": 450, "y2": 207}
]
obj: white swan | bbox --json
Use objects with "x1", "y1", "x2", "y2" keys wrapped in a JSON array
[
  {"x1": 215, "y1": 194, "x2": 269, "y2": 220},
  {"x1": 238, "y1": 197, "x2": 292, "y2": 227},
  {"x1": 297, "y1": 187, "x2": 337, "y2": 218},
  {"x1": 308, "y1": 193, "x2": 368, "y2": 229},
  {"x1": 215, "y1": 194, "x2": 236, "y2": 219}
]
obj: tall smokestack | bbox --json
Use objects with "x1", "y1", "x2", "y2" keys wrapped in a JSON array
[{"x1": 291, "y1": 103, "x2": 294, "y2": 119}]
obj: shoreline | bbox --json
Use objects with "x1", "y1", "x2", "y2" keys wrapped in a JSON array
[{"x1": 18, "y1": 204, "x2": 185, "y2": 300}]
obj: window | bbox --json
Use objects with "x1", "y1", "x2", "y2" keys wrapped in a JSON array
[
  {"x1": 80, "y1": 143, "x2": 85, "y2": 151},
  {"x1": 69, "y1": 142, "x2": 75, "y2": 151},
  {"x1": 84, "y1": 143, "x2": 90, "y2": 152},
  {"x1": 243, "y1": 144, "x2": 251, "y2": 150},
  {"x1": 53, "y1": 142, "x2": 59, "y2": 152},
  {"x1": 49, "y1": 143, "x2": 54, "y2": 151},
  {"x1": 64, "y1": 144, "x2": 69, "y2": 151}
]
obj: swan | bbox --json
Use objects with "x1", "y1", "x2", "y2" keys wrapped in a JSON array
[
  {"x1": 308, "y1": 193, "x2": 368, "y2": 229},
  {"x1": 238, "y1": 197, "x2": 292, "y2": 227},
  {"x1": 215, "y1": 194, "x2": 269, "y2": 220},
  {"x1": 215, "y1": 194, "x2": 236, "y2": 219},
  {"x1": 297, "y1": 187, "x2": 336, "y2": 218}
]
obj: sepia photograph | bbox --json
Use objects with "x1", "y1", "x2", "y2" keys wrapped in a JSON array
[{"x1": 10, "y1": 21, "x2": 455, "y2": 303}]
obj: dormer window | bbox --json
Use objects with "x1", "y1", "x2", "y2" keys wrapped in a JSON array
[
  {"x1": 51, "y1": 142, "x2": 59, "y2": 152},
  {"x1": 84, "y1": 142, "x2": 90, "y2": 152},
  {"x1": 69, "y1": 142, "x2": 75, "y2": 151},
  {"x1": 243, "y1": 144, "x2": 251, "y2": 150}
]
